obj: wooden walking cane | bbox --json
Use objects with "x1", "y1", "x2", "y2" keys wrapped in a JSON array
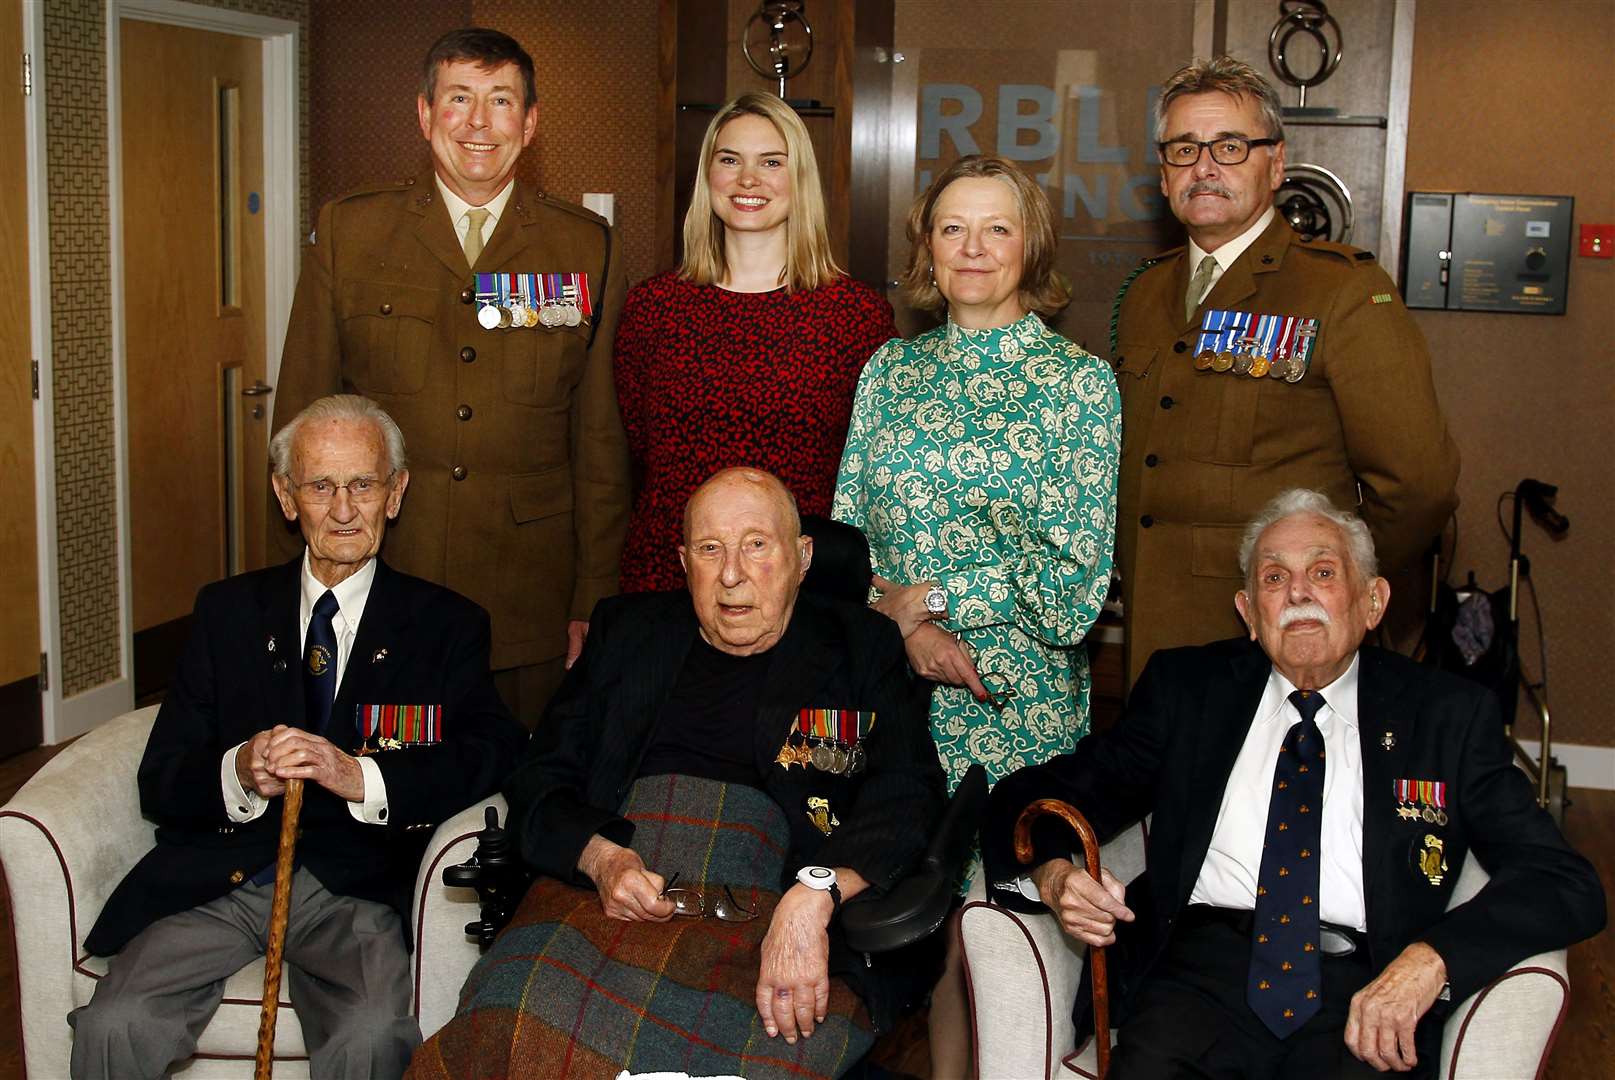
[
  {"x1": 1014, "y1": 798, "x2": 1111, "y2": 1080},
  {"x1": 255, "y1": 777, "x2": 305, "y2": 1080}
]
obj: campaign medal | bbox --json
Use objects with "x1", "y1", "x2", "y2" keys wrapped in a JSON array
[
  {"x1": 1193, "y1": 349, "x2": 1216, "y2": 371},
  {"x1": 357, "y1": 703, "x2": 442, "y2": 754},
  {"x1": 1231, "y1": 338, "x2": 1256, "y2": 377},
  {"x1": 474, "y1": 273, "x2": 505, "y2": 329},
  {"x1": 1287, "y1": 320, "x2": 1319, "y2": 383},
  {"x1": 1411, "y1": 833, "x2": 1448, "y2": 885}
]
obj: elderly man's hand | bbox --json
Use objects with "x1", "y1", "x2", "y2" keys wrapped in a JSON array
[
  {"x1": 235, "y1": 728, "x2": 288, "y2": 798},
  {"x1": 262, "y1": 727, "x2": 365, "y2": 802},
  {"x1": 578, "y1": 835, "x2": 674, "y2": 921},
  {"x1": 1345, "y1": 941, "x2": 1447, "y2": 1072},
  {"x1": 1032, "y1": 857, "x2": 1133, "y2": 947},
  {"x1": 904, "y1": 623, "x2": 989, "y2": 701},
  {"x1": 756, "y1": 884, "x2": 834, "y2": 1044}
]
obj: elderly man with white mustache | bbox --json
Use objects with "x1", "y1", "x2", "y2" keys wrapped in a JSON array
[{"x1": 984, "y1": 488, "x2": 1604, "y2": 1080}]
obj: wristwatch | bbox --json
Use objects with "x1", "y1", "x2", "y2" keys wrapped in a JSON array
[
  {"x1": 924, "y1": 584, "x2": 948, "y2": 616},
  {"x1": 796, "y1": 865, "x2": 842, "y2": 913}
]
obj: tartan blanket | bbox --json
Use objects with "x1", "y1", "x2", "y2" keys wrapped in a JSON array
[{"x1": 408, "y1": 775, "x2": 874, "y2": 1079}]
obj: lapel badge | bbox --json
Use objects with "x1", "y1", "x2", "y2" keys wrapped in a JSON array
[
  {"x1": 804, "y1": 796, "x2": 840, "y2": 837},
  {"x1": 372, "y1": 647, "x2": 388, "y2": 663},
  {"x1": 1380, "y1": 731, "x2": 1395, "y2": 751},
  {"x1": 266, "y1": 634, "x2": 277, "y2": 653}
]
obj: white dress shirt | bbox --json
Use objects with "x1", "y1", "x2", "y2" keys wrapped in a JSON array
[
  {"x1": 1189, "y1": 654, "x2": 1367, "y2": 931},
  {"x1": 435, "y1": 174, "x2": 516, "y2": 258},
  {"x1": 1186, "y1": 206, "x2": 1277, "y2": 310},
  {"x1": 220, "y1": 554, "x2": 390, "y2": 825}
]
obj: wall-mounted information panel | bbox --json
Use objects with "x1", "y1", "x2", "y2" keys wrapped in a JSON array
[{"x1": 1401, "y1": 193, "x2": 1574, "y2": 315}]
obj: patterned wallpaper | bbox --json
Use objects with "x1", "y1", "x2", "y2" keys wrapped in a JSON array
[
  {"x1": 45, "y1": 0, "x2": 310, "y2": 697},
  {"x1": 308, "y1": 0, "x2": 662, "y2": 286}
]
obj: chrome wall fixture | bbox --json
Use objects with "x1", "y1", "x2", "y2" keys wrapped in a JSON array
[
  {"x1": 1278, "y1": 163, "x2": 1354, "y2": 245},
  {"x1": 743, "y1": 1, "x2": 815, "y2": 98}
]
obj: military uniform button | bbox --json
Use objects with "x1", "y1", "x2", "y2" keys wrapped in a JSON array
[
  {"x1": 379, "y1": 302, "x2": 393, "y2": 316},
  {"x1": 1145, "y1": 454, "x2": 1159, "y2": 467},
  {"x1": 1160, "y1": 395, "x2": 1174, "y2": 409},
  {"x1": 229, "y1": 870, "x2": 245, "y2": 885},
  {"x1": 457, "y1": 404, "x2": 473, "y2": 421},
  {"x1": 405, "y1": 177, "x2": 416, "y2": 185},
  {"x1": 460, "y1": 286, "x2": 475, "y2": 304},
  {"x1": 1141, "y1": 514, "x2": 1155, "y2": 528},
  {"x1": 1262, "y1": 254, "x2": 1275, "y2": 264},
  {"x1": 452, "y1": 465, "x2": 467, "y2": 481},
  {"x1": 1173, "y1": 340, "x2": 1188, "y2": 353},
  {"x1": 460, "y1": 346, "x2": 476, "y2": 363}
]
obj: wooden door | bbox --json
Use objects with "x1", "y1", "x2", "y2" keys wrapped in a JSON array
[
  {"x1": 121, "y1": 19, "x2": 268, "y2": 698},
  {"x1": 0, "y1": 0, "x2": 41, "y2": 753}
]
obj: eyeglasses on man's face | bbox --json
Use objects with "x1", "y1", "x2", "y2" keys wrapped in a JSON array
[
  {"x1": 659, "y1": 872, "x2": 760, "y2": 922},
  {"x1": 1158, "y1": 136, "x2": 1280, "y2": 168},
  {"x1": 292, "y1": 473, "x2": 395, "y2": 505}
]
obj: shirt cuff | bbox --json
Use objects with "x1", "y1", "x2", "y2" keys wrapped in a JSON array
[
  {"x1": 221, "y1": 743, "x2": 268, "y2": 823},
  {"x1": 347, "y1": 755, "x2": 390, "y2": 824}
]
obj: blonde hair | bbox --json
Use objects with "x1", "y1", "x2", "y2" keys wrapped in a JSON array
[
  {"x1": 900, "y1": 155, "x2": 1070, "y2": 317},
  {"x1": 680, "y1": 92, "x2": 842, "y2": 292}
]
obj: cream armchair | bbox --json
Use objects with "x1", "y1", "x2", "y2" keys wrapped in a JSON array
[
  {"x1": 960, "y1": 819, "x2": 1572, "y2": 1079},
  {"x1": 0, "y1": 706, "x2": 498, "y2": 1079}
]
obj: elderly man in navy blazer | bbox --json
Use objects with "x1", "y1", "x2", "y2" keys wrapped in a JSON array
[
  {"x1": 985, "y1": 488, "x2": 1604, "y2": 1079},
  {"x1": 69, "y1": 395, "x2": 525, "y2": 1080}
]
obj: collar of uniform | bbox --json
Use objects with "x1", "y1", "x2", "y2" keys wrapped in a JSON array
[
  {"x1": 433, "y1": 173, "x2": 517, "y2": 237},
  {"x1": 1256, "y1": 650, "x2": 1361, "y2": 738},
  {"x1": 1188, "y1": 205, "x2": 1276, "y2": 276},
  {"x1": 300, "y1": 551, "x2": 377, "y2": 638}
]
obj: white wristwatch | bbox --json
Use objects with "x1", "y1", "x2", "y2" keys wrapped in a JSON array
[
  {"x1": 796, "y1": 865, "x2": 842, "y2": 912},
  {"x1": 924, "y1": 584, "x2": 948, "y2": 616}
]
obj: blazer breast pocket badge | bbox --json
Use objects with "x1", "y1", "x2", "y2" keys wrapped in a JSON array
[
  {"x1": 473, "y1": 272, "x2": 592, "y2": 330},
  {"x1": 356, "y1": 704, "x2": 442, "y2": 754},
  {"x1": 775, "y1": 708, "x2": 875, "y2": 775}
]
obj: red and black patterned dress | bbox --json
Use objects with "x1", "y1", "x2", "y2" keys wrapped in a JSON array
[{"x1": 613, "y1": 270, "x2": 896, "y2": 592}]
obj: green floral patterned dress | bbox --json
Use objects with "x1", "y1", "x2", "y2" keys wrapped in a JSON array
[{"x1": 833, "y1": 312, "x2": 1120, "y2": 807}]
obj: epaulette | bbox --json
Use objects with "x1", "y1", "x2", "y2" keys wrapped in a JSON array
[
  {"x1": 1293, "y1": 234, "x2": 1379, "y2": 266},
  {"x1": 527, "y1": 190, "x2": 611, "y2": 229},
  {"x1": 1108, "y1": 253, "x2": 1170, "y2": 359},
  {"x1": 331, "y1": 177, "x2": 422, "y2": 203}
]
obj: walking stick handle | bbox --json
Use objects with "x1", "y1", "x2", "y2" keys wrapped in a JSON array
[
  {"x1": 255, "y1": 777, "x2": 304, "y2": 1080},
  {"x1": 1014, "y1": 798, "x2": 1111, "y2": 1079}
]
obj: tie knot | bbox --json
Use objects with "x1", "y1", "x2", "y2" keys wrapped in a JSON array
[
  {"x1": 465, "y1": 208, "x2": 490, "y2": 229},
  {"x1": 1288, "y1": 689, "x2": 1326, "y2": 725},
  {"x1": 313, "y1": 589, "x2": 339, "y2": 621}
]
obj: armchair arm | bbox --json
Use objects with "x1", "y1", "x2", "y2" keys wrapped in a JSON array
[
  {"x1": 0, "y1": 706, "x2": 161, "y2": 1080},
  {"x1": 841, "y1": 764, "x2": 987, "y2": 954},
  {"x1": 412, "y1": 795, "x2": 509, "y2": 1039},
  {"x1": 1441, "y1": 948, "x2": 1569, "y2": 1079}
]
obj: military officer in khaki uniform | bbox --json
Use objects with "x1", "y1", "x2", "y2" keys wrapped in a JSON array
[
  {"x1": 1113, "y1": 57, "x2": 1459, "y2": 690},
  {"x1": 273, "y1": 28, "x2": 630, "y2": 725}
]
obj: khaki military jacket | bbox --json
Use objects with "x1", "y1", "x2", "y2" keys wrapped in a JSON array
[
  {"x1": 1113, "y1": 217, "x2": 1459, "y2": 689},
  {"x1": 272, "y1": 170, "x2": 631, "y2": 671}
]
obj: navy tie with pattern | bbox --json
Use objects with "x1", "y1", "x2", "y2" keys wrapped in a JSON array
[
  {"x1": 1248, "y1": 689, "x2": 1327, "y2": 1038},
  {"x1": 303, "y1": 589, "x2": 340, "y2": 735}
]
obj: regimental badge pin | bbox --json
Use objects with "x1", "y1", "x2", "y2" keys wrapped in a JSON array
[
  {"x1": 266, "y1": 635, "x2": 277, "y2": 653},
  {"x1": 805, "y1": 796, "x2": 840, "y2": 837},
  {"x1": 372, "y1": 647, "x2": 388, "y2": 663},
  {"x1": 1381, "y1": 731, "x2": 1395, "y2": 751}
]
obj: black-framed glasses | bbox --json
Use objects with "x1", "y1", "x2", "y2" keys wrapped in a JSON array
[
  {"x1": 1158, "y1": 137, "x2": 1280, "y2": 167},
  {"x1": 659, "y1": 873, "x2": 760, "y2": 922},
  {"x1": 979, "y1": 671, "x2": 1018, "y2": 710},
  {"x1": 292, "y1": 473, "x2": 395, "y2": 505}
]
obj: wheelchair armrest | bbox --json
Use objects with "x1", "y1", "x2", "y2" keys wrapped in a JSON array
[{"x1": 840, "y1": 764, "x2": 987, "y2": 954}]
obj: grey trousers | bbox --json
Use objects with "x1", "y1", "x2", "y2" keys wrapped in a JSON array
[{"x1": 68, "y1": 867, "x2": 421, "y2": 1080}]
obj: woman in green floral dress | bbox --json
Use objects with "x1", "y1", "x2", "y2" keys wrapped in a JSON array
[{"x1": 832, "y1": 155, "x2": 1119, "y2": 1077}]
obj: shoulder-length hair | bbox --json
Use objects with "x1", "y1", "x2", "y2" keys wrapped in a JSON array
[
  {"x1": 680, "y1": 92, "x2": 842, "y2": 292},
  {"x1": 900, "y1": 154, "x2": 1070, "y2": 317}
]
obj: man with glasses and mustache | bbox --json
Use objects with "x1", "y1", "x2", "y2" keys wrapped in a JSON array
[
  {"x1": 984, "y1": 489, "x2": 1603, "y2": 1079},
  {"x1": 70, "y1": 395, "x2": 525, "y2": 1079},
  {"x1": 1111, "y1": 56, "x2": 1460, "y2": 693},
  {"x1": 411, "y1": 468, "x2": 945, "y2": 1080}
]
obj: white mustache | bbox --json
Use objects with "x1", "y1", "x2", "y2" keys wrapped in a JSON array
[
  {"x1": 1186, "y1": 181, "x2": 1232, "y2": 198},
  {"x1": 1280, "y1": 602, "x2": 1331, "y2": 628}
]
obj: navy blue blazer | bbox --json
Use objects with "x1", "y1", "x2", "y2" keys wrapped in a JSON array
[
  {"x1": 984, "y1": 639, "x2": 1605, "y2": 1034},
  {"x1": 85, "y1": 556, "x2": 526, "y2": 956}
]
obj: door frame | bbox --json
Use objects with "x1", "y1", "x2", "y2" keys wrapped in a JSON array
[{"x1": 27, "y1": 0, "x2": 299, "y2": 743}]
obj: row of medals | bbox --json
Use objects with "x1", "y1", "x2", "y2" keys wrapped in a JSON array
[
  {"x1": 1397, "y1": 801, "x2": 1448, "y2": 825},
  {"x1": 1194, "y1": 335, "x2": 1313, "y2": 382},
  {"x1": 776, "y1": 735, "x2": 866, "y2": 776},
  {"x1": 476, "y1": 298, "x2": 583, "y2": 330}
]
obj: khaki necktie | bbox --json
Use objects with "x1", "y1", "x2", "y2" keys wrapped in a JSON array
[
  {"x1": 463, "y1": 208, "x2": 490, "y2": 266},
  {"x1": 1185, "y1": 253, "x2": 1218, "y2": 324}
]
